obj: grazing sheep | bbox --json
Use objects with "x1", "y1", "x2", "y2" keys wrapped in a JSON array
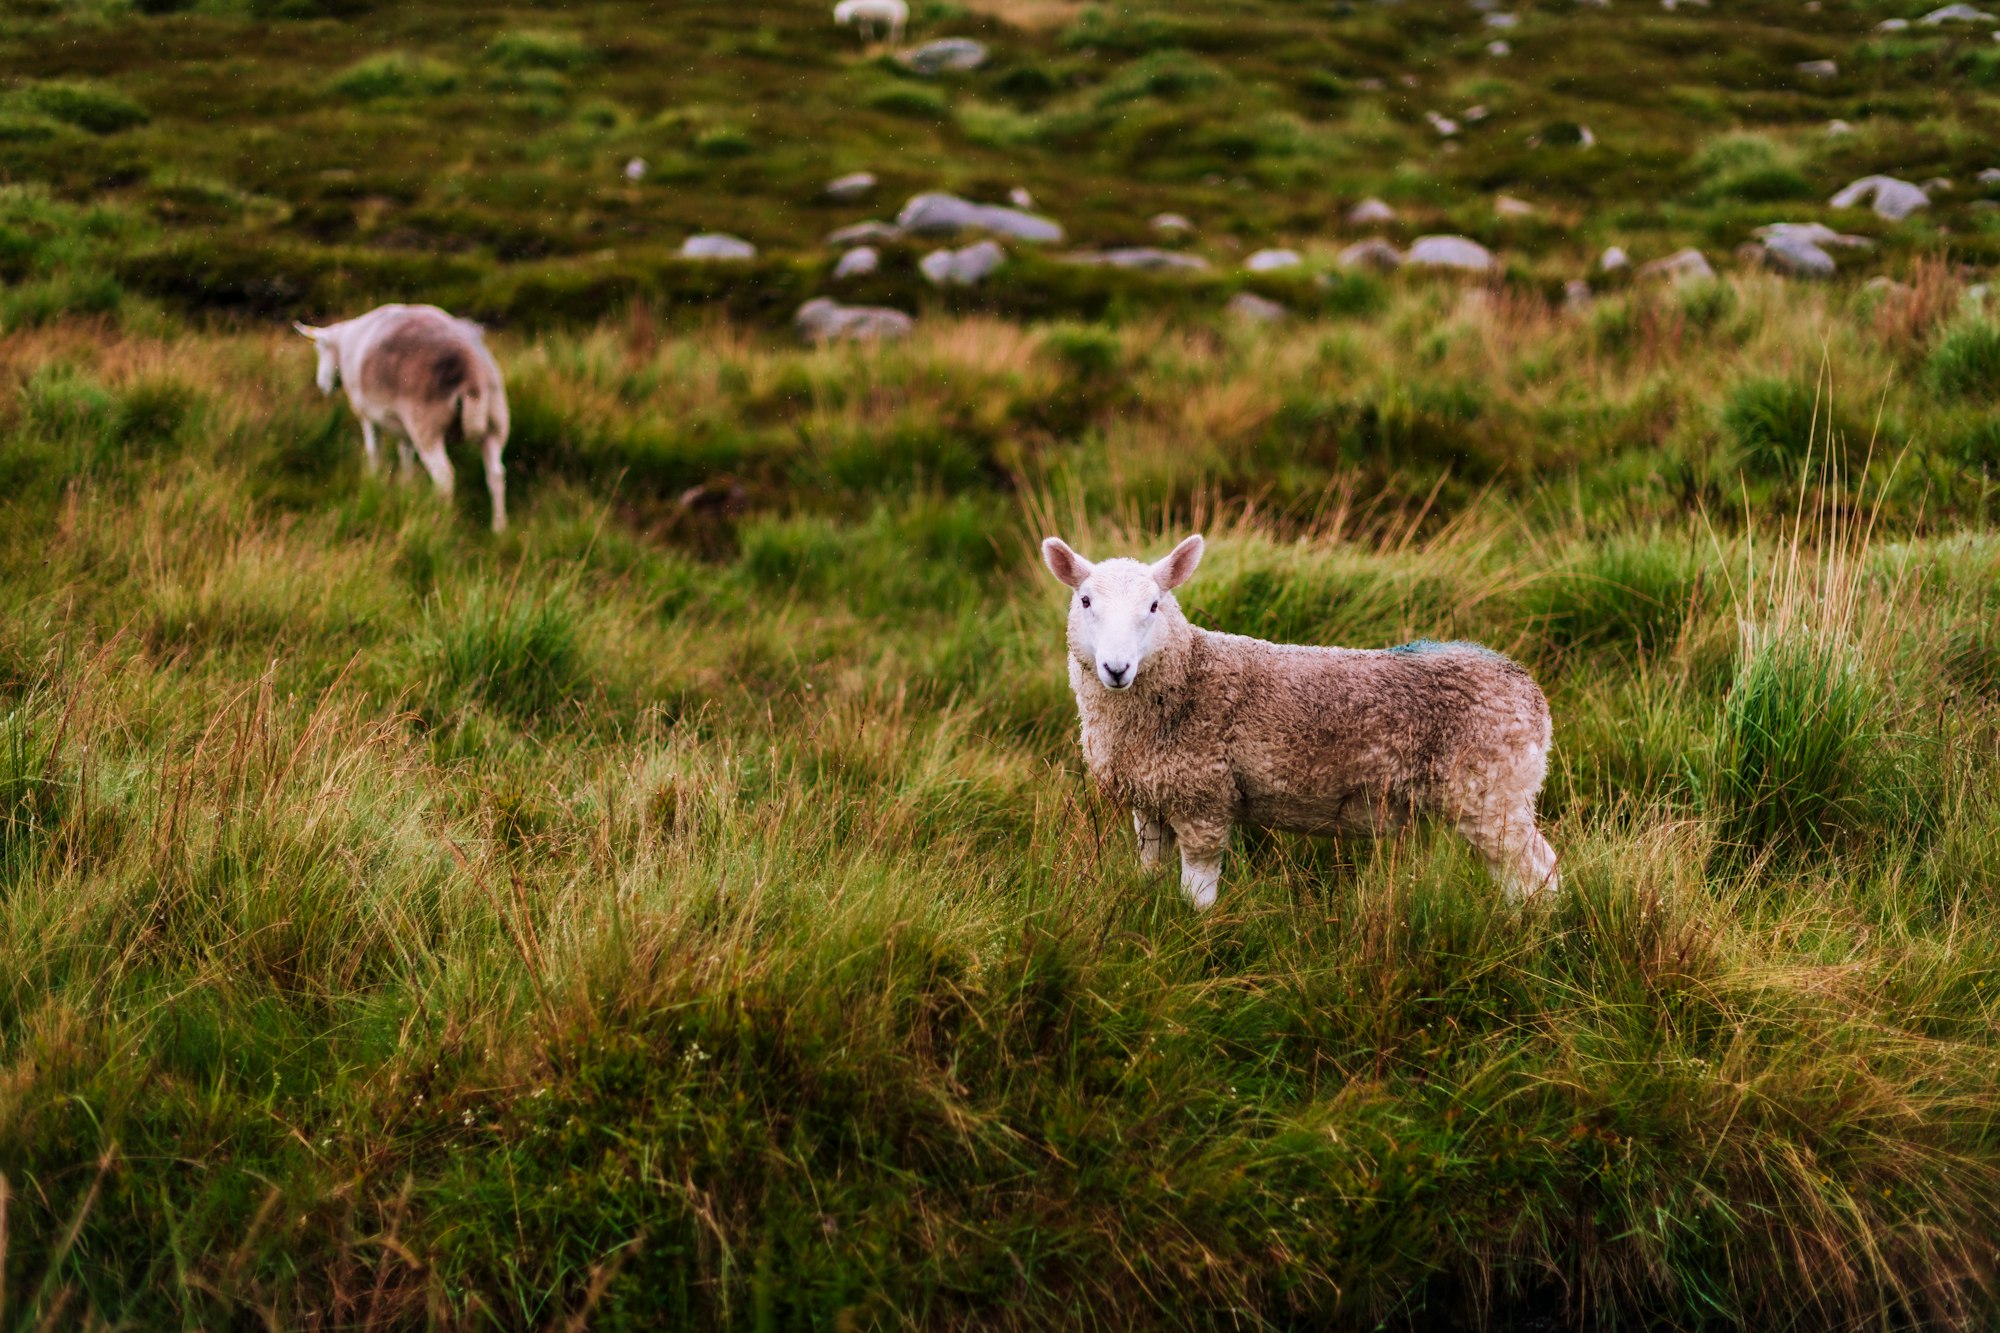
[
  {"x1": 1041, "y1": 534, "x2": 1559, "y2": 909},
  {"x1": 833, "y1": 0, "x2": 907, "y2": 43},
  {"x1": 294, "y1": 304, "x2": 511, "y2": 532}
]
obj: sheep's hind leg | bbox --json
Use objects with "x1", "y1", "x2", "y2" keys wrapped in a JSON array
[
  {"x1": 1133, "y1": 810, "x2": 1174, "y2": 872},
  {"x1": 481, "y1": 432, "x2": 507, "y2": 533},
  {"x1": 1460, "y1": 806, "x2": 1560, "y2": 904},
  {"x1": 411, "y1": 433, "x2": 457, "y2": 503},
  {"x1": 1172, "y1": 821, "x2": 1228, "y2": 911}
]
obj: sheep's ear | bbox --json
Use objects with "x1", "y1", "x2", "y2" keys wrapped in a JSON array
[
  {"x1": 1151, "y1": 534, "x2": 1204, "y2": 590},
  {"x1": 1041, "y1": 537, "x2": 1094, "y2": 589}
]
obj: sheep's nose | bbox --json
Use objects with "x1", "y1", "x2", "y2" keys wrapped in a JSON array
[{"x1": 1101, "y1": 661, "x2": 1131, "y2": 687}]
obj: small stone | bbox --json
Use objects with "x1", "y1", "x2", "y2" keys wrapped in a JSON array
[
  {"x1": 1563, "y1": 279, "x2": 1593, "y2": 312},
  {"x1": 833, "y1": 246, "x2": 880, "y2": 279},
  {"x1": 1484, "y1": 10, "x2": 1520, "y2": 24},
  {"x1": 681, "y1": 233, "x2": 756, "y2": 260},
  {"x1": 1875, "y1": 16, "x2": 1911, "y2": 28},
  {"x1": 1065, "y1": 247, "x2": 1211, "y2": 271},
  {"x1": 1755, "y1": 232, "x2": 1837, "y2": 278},
  {"x1": 1600, "y1": 245, "x2": 1631, "y2": 271},
  {"x1": 1347, "y1": 197, "x2": 1398, "y2": 224},
  {"x1": 1246, "y1": 248, "x2": 1303, "y2": 271},
  {"x1": 1494, "y1": 194, "x2": 1536, "y2": 217},
  {"x1": 919, "y1": 238, "x2": 1007, "y2": 285},
  {"x1": 1636, "y1": 247, "x2": 1715, "y2": 282},
  {"x1": 825, "y1": 171, "x2": 878, "y2": 202},
  {"x1": 1919, "y1": 3, "x2": 1995, "y2": 21},
  {"x1": 1150, "y1": 212, "x2": 1195, "y2": 233},
  {"x1": 897, "y1": 38, "x2": 989, "y2": 74},
  {"x1": 1425, "y1": 111, "x2": 1460, "y2": 136},
  {"x1": 1977, "y1": 167, "x2": 2000, "y2": 184},
  {"x1": 1226, "y1": 292, "x2": 1289, "y2": 324},
  {"x1": 1864, "y1": 275, "x2": 1916, "y2": 299},
  {"x1": 1921, "y1": 176, "x2": 1953, "y2": 192},
  {"x1": 1337, "y1": 239, "x2": 1403, "y2": 271},
  {"x1": 624, "y1": 157, "x2": 647, "y2": 182},
  {"x1": 1826, "y1": 119, "x2": 1854, "y2": 135},
  {"x1": 1755, "y1": 222, "x2": 1872, "y2": 249},
  {"x1": 1486, "y1": 39, "x2": 1512, "y2": 53},
  {"x1": 795, "y1": 298, "x2": 912, "y2": 344},
  {"x1": 1829, "y1": 175, "x2": 1929, "y2": 220},
  {"x1": 1795, "y1": 59, "x2": 1838, "y2": 78},
  {"x1": 897, "y1": 191, "x2": 1063, "y2": 242},
  {"x1": 1464, "y1": 104, "x2": 1490, "y2": 122},
  {"x1": 827, "y1": 221, "x2": 903, "y2": 247},
  {"x1": 1406, "y1": 234, "x2": 1495, "y2": 271}
]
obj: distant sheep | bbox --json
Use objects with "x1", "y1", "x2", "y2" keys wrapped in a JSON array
[
  {"x1": 1041, "y1": 534, "x2": 1559, "y2": 909},
  {"x1": 295, "y1": 304, "x2": 511, "y2": 532},
  {"x1": 833, "y1": 0, "x2": 907, "y2": 43}
]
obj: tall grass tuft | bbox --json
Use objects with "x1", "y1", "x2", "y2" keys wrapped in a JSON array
[
  {"x1": 416, "y1": 580, "x2": 588, "y2": 724},
  {"x1": 1925, "y1": 320, "x2": 2000, "y2": 401}
]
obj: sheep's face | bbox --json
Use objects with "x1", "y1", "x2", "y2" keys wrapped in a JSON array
[
  {"x1": 295, "y1": 323, "x2": 340, "y2": 394},
  {"x1": 1041, "y1": 535, "x2": 1203, "y2": 692}
]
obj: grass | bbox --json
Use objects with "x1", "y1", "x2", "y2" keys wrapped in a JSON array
[{"x1": 1, "y1": 291, "x2": 1999, "y2": 1326}]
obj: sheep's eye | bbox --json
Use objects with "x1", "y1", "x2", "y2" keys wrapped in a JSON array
[
  {"x1": 1080, "y1": 595, "x2": 1091, "y2": 609},
  {"x1": 1150, "y1": 601, "x2": 1159, "y2": 613}
]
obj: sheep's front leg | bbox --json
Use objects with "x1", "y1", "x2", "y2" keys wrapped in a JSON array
[
  {"x1": 1172, "y1": 819, "x2": 1228, "y2": 911},
  {"x1": 1133, "y1": 810, "x2": 1174, "y2": 871},
  {"x1": 360, "y1": 419, "x2": 382, "y2": 474},
  {"x1": 1460, "y1": 805, "x2": 1560, "y2": 904}
]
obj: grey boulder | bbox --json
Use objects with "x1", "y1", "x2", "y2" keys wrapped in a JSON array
[
  {"x1": 897, "y1": 39, "x2": 990, "y2": 73},
  {"x1": 1637, "y1": 247, "x2": 1715, "y2": 282},
  {"x1": 1829, "y1": 175, "x2": 1929, "y2": 220},
  {"x1": 681, "y1": 233, "x2": 757, "y2": 260},
  {"x1": 833, "y1": 246, "x2": 881, "y2": 279},
  {"x1": 795, "y1": 298, "x2": 913, "y2": 344},
  {"x1": 1226, "y1": 292, "x2": 1288, "y2": 324},
  {"x1": 1246, "y1": 248, "x2": 1303, "y2": 272},
  {"x1": 827, "y1": 221, "x2": 904, "y2": 247},
  {"x1": 1347, "y1": 197, "x2": 1398, "y2": 224},
  {"x1": 1336, "y1": 239, "x2": 1403, "y2": 271},
  {"x1": 920, "y1": 239, "x2": 1007, "y2": 286},
  {"x1": 1150, "y1": 212, "x2": 1195, "y2": 233},
  {"x1": 825, "y1": 171, "x2": 878, "y2": 202},
  {"x1": 1066, "y1": 247, "x2": 1211, "y2": 271},
  {"x1": 897, "y1": 192, "x2": 1063, "y2": 243},
  {"x1": 1406, "y1": 234, "x2": 1495, "y2": 271}
]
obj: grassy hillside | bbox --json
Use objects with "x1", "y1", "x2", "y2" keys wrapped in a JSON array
[
  {"x1": 6, "y1": 0, "x2": 2000, "y2": 1328},
  {"x1": 1, "y1": 0, "x2": 1999, "y2": 328}
]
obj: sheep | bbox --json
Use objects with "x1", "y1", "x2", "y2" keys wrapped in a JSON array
[
  {"x1": 833, "y1": 0, "x2": 907, "y2": 43},
  {"x1": 294, "y1": 304, "x2": 511, "y2": 533},
  {"x1": 1041, "y1": 534, "x2": 1559, "y2": 910}
]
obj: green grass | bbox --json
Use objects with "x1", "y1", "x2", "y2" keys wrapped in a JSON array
[{"x1": 0, "y1": 305, "x2": 1998, "y2": 1326}]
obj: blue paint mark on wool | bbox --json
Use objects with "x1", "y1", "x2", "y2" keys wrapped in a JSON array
[{"x1": 1387, "y1": 638, "x2": 1501, "y2": 658}]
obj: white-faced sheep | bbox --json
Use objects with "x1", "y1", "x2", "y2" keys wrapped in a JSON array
[
  {"x1": 1041, "y1": 534, "x2": 1559, "y2": 910},
  {"x1": 294, "y1": 304, "x2": 511, "y2": 532},
  {"x1": 833, "y1": 0, "x2": 907, "y2": 43}
]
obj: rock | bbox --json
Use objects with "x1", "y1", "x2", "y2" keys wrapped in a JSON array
[
  {"x1": 1406, "y1": 234, "x2": 1496, "y2": 271},
  {"x1": 795, "y1": 298, "x2": 913, "y2": 344},
  {"x1": 1487, "y1": 39, "x2": 1512, "y2": 53},
  {"x1": 1575, "y1": 124, "x2": 1598, "y2": 147},
  {"x1": 1795, "y1": 59, "x2": 1838, "y2": 77},
  {"x1": 1829, "y1": 175, "x2": 1929, "y2": 220},
  {"x1": 624, "y1": 157, "x2": 647, "y2": 182},
  {"x1": 1484, "y1": 10, "x2": 1520, "y2": 24},
  {"x1": 1008, "y1": 186, "x2": 1034, "y2": 209},
  {"x1": 1246, "y1": 248, "x2": 1303, "y2": 272},
  {"x1": 1464, "y1": 105, "x2": 1490, "y2": 122},
  {"x1": 681, "y1": 233, "x2": 756, "y2": 260},
  {"x1": 1347, "y1": 197, "x2": 1398, "y2": 224},
  {"x1": 897, "y1": 191, "x2": 1063, "y2": 243},
  {"x1": 1921, "y1": 176, "x2": 1953, "y2": 192},
  {"x1": 1755, "y1": 232, "x2": 1837, "y2": 278},
  {"x1": 1563, "y1": 279, "x2": 1593, "y2": 313},
  {"x1": 1425, "y1": 111, "x2": 1460, "y2": 136},
  {"x1": 833, "y1": 246, "x2": 880, "y2": 279},
  {"x1": 827, "y1": 220, "x2": 903, "y2": 247},
  {"x1": 1151, "y1": 212, "x2": 1195, "y2": 233},
  {"x1": 1864, "y1": 275, "x2": 1916, "y2": 300},
  {"x1": 1919, "y1": 3, "x2": 1994, "y2": 21},
  {"x1": 919, "y1": 239, "x2": 1007, "y2": 286},
  {"x1": 1065, "y1": 247, "x2": 1211, "y2": 271},
  {"x1": 1600, "y1": 245, "x2": 1631, "y2": 271},
  {"x1": 1826, "y1": 119, "x2": 1855, "y2": 135},
  {"x1": 1754, "y1": 222, "x2": 1872, "y2": 249},
  {"x1": 1967, "y1": 282, "x2": 1992, "y2": 309},
  {"x1": 1876, "y1": 15, "x2": 1911, "y2": 27},
  {"x1": 1637, "y1": 247, "x2": 1715, "y2": 282},
  {"x1": 897, "y1": 38, "x2": 989, "y2": 74},
  {"x1": 1337, "y1": 239, "x2": 1403, "y2": 271},
  {"x1": 1494, "y1": 194, "x2": 1536, "y2": 217},
  {"x1": 1979, "y1": 167, "x2": 2000, "y2": 184},
  {"x1": 1226, "y1": 292, "x2": 1289, "y2": 324},
  {"x1": 825, "y1": 171, "x2": 878, "y2": 202}
]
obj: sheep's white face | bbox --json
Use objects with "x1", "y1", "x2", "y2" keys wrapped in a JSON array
[
  {"x1": 1041, "y1": 535, "x2": 1204, "y2": 692},
  {"x1": 295, "y1": 323, "x2": 339, "y2": 394}
]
